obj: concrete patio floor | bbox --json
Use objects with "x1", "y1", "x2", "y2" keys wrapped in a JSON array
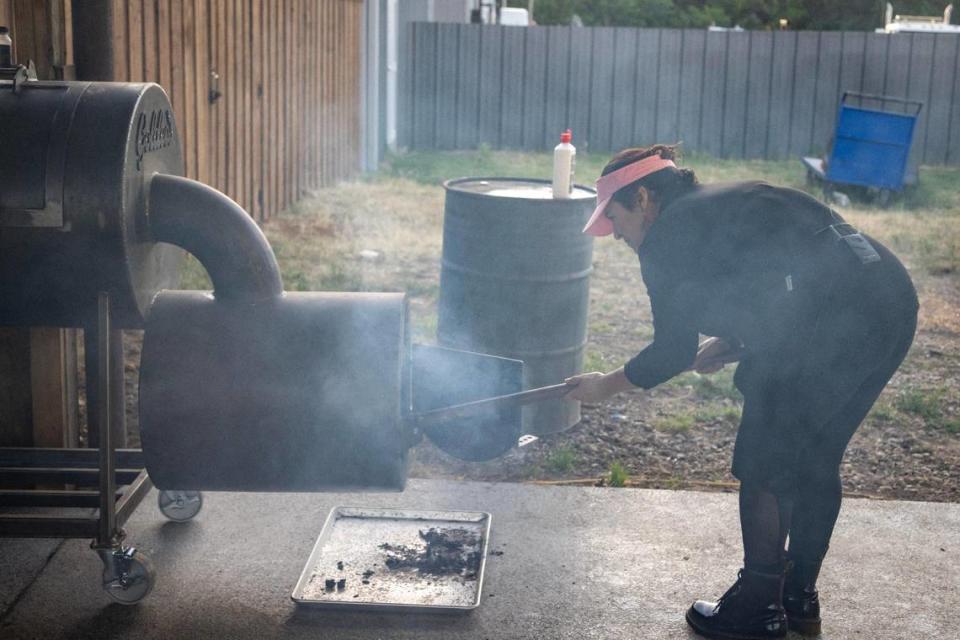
[{"x1": 1, "y1": 479, "x2": 958, "y2": 639}]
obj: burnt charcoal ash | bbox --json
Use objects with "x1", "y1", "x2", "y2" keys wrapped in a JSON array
[
  {"x1": 337, "y1": 578, "x2": 347, "y2": 590},
  {"x1": 378, "y1": 527, "x2": 482, "y2": 579},
  {"x1": 336, "y1": 560, "x2": 344, "y2": 571},
  {"x1": 324, "y1": 578, "x2": 336, "y2": 591}
]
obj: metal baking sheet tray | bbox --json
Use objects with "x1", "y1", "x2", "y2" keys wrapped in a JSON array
[{"x1": 291, "y1": 507, "x2": 491, "y2": 613}]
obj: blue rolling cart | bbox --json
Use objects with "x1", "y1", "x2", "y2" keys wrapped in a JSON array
[{"x1": 802, "y1": 92, "x2": 923, "y2": 207}]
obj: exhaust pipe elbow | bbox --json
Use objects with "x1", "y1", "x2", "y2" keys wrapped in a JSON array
[{"x1": 146, "y1": 173, "x2": 283, "y2": 302}]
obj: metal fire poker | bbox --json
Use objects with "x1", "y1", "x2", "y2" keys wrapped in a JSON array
[{"x1": 414, "y1": 383, "x2": 572, "y2": 429}]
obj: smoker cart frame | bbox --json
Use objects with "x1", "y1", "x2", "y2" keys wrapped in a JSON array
[{"x1": 0, "y1": 292, "x2": 201, "y2": 604}]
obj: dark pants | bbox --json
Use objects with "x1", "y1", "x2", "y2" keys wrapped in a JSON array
[{"x1": 730, "y1": 234, "x2": 918, "y2": 567}]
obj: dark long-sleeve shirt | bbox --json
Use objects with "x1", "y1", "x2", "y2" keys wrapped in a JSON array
[{"x1": 623, "y1": 180, "x2": 913, "y2": 389}]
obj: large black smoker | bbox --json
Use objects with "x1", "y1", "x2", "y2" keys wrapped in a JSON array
[{"x1": 0, "y1": 68, "x2": 522, "y2": 603}]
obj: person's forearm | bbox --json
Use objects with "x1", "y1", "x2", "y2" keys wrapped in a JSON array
[{"x1": 603, "y1": 367, "x2": 638, "y2": 396}]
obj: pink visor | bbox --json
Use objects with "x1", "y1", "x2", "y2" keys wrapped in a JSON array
[{"x1": 583, "y1": 156, "x2": 677, "y2": 236}]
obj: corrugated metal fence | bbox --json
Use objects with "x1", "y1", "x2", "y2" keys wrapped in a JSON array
[
  {"x1": 400, "y1": 24, "x2": 960, "y2": 165},
  {"x1": 0, "y1": 0, "x2": 364, "y2": 223}
]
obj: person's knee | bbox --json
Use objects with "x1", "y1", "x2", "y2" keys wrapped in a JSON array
[{"x1": 799, "y1": 463, "x2": 842, "y2": 495}]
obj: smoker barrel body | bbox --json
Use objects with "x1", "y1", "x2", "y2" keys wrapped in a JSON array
[
  {"x1": 0, "y1": 80, "x2": 184, "y2": 328},
  {"x1": 437, "y1": 178, "x2": 595, "y2": 435},
  {"x1": 140, "y1": 291, "x2": 411, "y2": 491}
]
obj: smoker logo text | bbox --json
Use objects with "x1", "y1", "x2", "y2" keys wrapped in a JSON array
[{"x1": 135, "y1": 109, "x2": 174, "y2": 169}]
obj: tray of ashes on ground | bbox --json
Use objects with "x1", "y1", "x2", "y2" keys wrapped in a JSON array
[{"x1": 291, "y1": 507, "x2": 491, "y2": 612}]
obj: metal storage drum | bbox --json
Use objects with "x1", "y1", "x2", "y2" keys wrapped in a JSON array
[
  {"x1": 437, "y1": 178, "x2": 595, "y2": 435},
  {"x1": 0, "y1": 80, "x2": 184, "y2": 328}
]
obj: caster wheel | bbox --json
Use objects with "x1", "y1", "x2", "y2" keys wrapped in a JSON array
[
  {"x1": 102, "y1": 548, "x2": 154, "y2": 605},
  {"x1": 158, "y1": 490, "x2": 203, "y2": 522}
]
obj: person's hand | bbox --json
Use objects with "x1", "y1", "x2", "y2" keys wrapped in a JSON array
[
  {"x1": 564, "y1": 372, "x2": 615, "y2": 403},
  {"x1": 691, "y1": 337, "x2": 739, "y2": 374}
]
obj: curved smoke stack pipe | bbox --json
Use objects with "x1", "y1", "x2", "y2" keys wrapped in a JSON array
[{"x1": 146, "y1": 173, "x2": 284, "y2": 302}]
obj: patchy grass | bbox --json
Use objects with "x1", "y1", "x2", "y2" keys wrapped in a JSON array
[
  {"x1": 894, "y1": 386, "x2": 958, "y2": 434},
  {"x1": 544, "y1": 445, "x2": 577, "y2": 474},
  {"x1": 608, "y1": 461, "x2": 628, "y2": 487},
  {"x1": 867, "y1": 401, "x2": 898, "y2": 423},
  {"x1": 653, "y1": 413, "x2": 695, "y2": 433},
  {"x1": 668, "y1": 369, "x2": 742, "y2": 403},
  {"x1": 582, "y1": 350, "x2": 608, "y2": 373},
  {"x1": 895, "y1": 387, "x2": 944, "y2": 423},
  {"x1": 694, "y1": 404, "x2": 742, "y2": 425}
]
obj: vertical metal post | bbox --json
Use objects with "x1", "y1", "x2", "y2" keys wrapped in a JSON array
[
  {"x1": 96, "y1": 292, "x2": 116, "y2": 547},
  {"x1": 84, "y1": 326, "x2": 125, "y2": 449}
]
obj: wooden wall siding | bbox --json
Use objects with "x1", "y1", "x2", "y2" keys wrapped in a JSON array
[
  {"x1": 0, "y1": 0, "x2": 72, "y2": 79},
  {"x1": 401, "y1": 24, "x2": 960, "y2": 166},
  {"x1": 107, "y1": 0, "x2": 363, "y2": 222}
]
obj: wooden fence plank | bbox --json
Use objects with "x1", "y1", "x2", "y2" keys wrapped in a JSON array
[
  {"x1": 656, "y1": 28, "x2": 682, "y2": 145},
  {"x1": 127, "y1": 0, "x2": 142, "y2": 81},
  {"x1": 453, "y1": 23, "x2": 479, "y2": 148},
  {"x1": 397, "y1": 16, "x2": 411, "y2": 149},
  {"x1": 586, "y1": 26, "x2": 613, "y2": 151},
  {"x1": 861, "y1": 33, "x2": 888, "y2": 96},
  {"x1": 112, "y1": 0, "x2": 128, "y2": 79},
  {"x1": 787, "y1": 31, "x2": 818, "y2": 157},
  {"x1": 194, "y1": 0, "x2": 208, "y2": 186},
  {"x1": 157, "y1": 1, "x2": 171, "y2": 96},
  {"x1": 183, "y1": 0, "x2": 196, "y2": 179},
  {"x1": 0, "y1": 2, "x2": 11, "y2": 31},
  {"x1": 434, "y1": 23, "x2": 458, "y2": 149},
  {"x1": 521, "y1": 25, "x2": 546, "y2": 150},
  {"x1": 143, "y1": 0, "x2": 156, "y2": 80},
  {"x1": 320, "y1": 0, "x2": 331, "y2": 186},
  {"x1": 883, "y1": 33, "x2": 911, "y2": 99},
  {"x1": 677, "y1": 29, "x2": 705, "y2": 151},
  {"x1": 765, "y1": 31, "x2": 795, "y2": 160},
  {"x1": 499, "y1": 24, "x2": 524, "y2": 149},
  {"x1": 699, "y1": 30, "x2": 727, "y2": 157},
  {"x1": 631, "y1": 29, "x2": 659, "y2": 147},
  {"x1": 543, "y1": 25, "x2": 569, "y2": 147},
  {"x1": 478, "y1": 25, "x2": 503, "y2": 147},
  {"x1": 215, "y1": 0, "x2": 227, "y2": 194},
  {"x1": 811, "y1": 31, "x2": 843, "y2": 156},
  {"x1": 743, "y1": 31, "x2": 772, "y2": 159},
  {"x1": 721, "y1": 31, "x2": 749, "y2": 158},
  {"x1": 608, "y1": 27, "x2": 635, "y2": 147},
  {"x1": 925, "y1": 34, "x2": 959, "y2": 164},
  {"x1": 253, "y1": 0, "x2": 263, "y2": 212},
  {"x1": 411, "y1": 22, "x2": 434, "y2": 149},
  {"x1": 565, "y1": 26, "x2": 590, "y2": 151},
  {"x1": 906, "y1": 33, "x2": 934, "y2": 166},
  {"x1": 838, "y1": 31, "x2": 866, "y2": 96},
  {"x1": 170, "y1": 0, "x2": 185, "y2": 168},
  {"x1": 948, "y1": 33, "x2": 960, "y2": 164},
  {"x1": 225, "y1": 0, "x2": 237, "y2": 198}
]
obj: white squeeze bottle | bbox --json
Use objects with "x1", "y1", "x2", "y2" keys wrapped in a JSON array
[{"x1": 552, "y1": 129, "x2": 575, "y2": 198}]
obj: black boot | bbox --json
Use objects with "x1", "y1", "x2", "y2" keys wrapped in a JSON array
[
  {"x1": 685, "y1": 568, "x2": 787, "y2": 640},
  {"x1": 784, "y1": 558, "x2": 823, "y2": 636}
]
